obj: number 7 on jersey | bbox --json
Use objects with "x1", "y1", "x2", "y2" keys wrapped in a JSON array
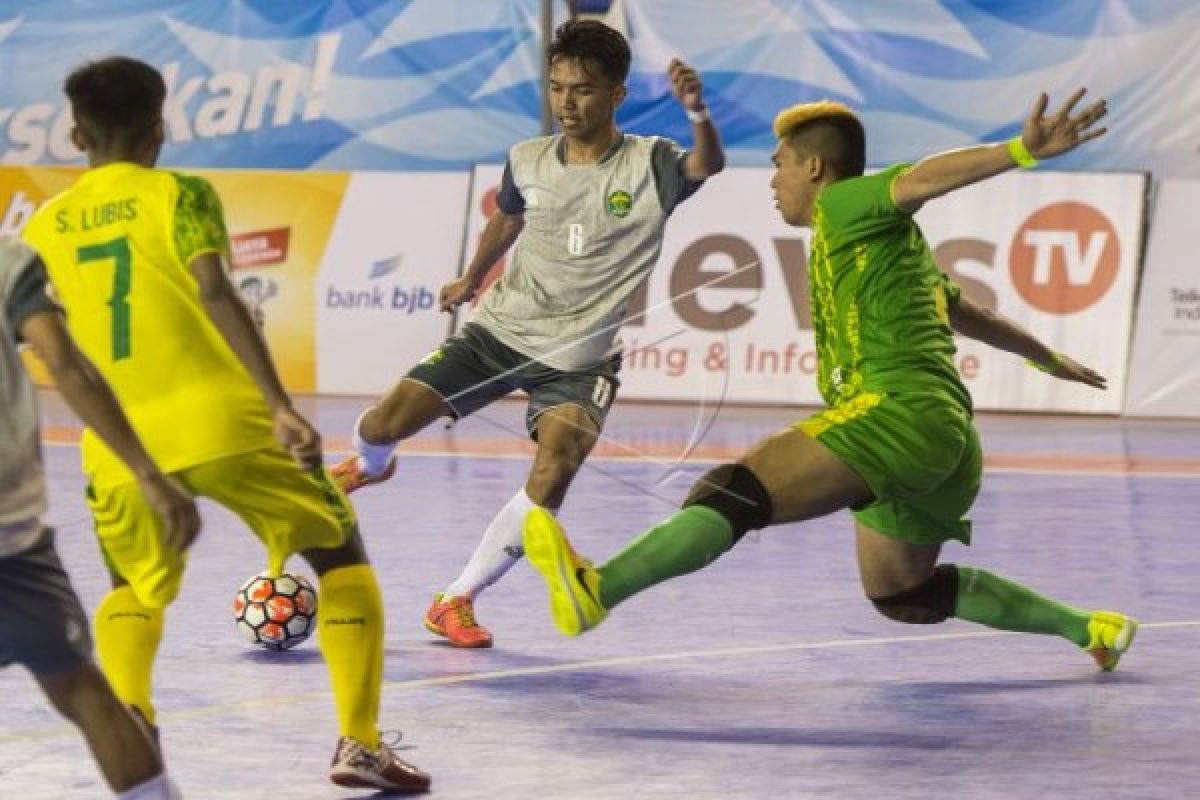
[{"x1": 77, "y1": 236, "x2": 133, "y2": 361}]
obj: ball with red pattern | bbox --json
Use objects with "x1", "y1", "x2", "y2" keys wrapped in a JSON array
[{"x1": 233, "y1": 572, "x2": 318, "y2": 650}]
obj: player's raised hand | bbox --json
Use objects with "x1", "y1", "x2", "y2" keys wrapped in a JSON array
[
  {"x1": 1021, "y1": 88, "x2": 1108, "y2": 160},
  {"x1": 439, "y1": 276, "x2": 477, "y2": 312},
  {"x1": 668, "y1": 58, "x2": 705, "y2": 112},
  {"x1": 1046, "y1": 352, "x2": 1107, "y2": 389},
  {"x1": 274, "y1": 406, "x2": 324, "y2": 469},
  {"x1": 140, "y1": 474, "x2": 201, "y2": 552}
]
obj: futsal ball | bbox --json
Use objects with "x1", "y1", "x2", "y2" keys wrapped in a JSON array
[{"x1": 233, "y1": 572, "x2": 318, "y2": 650}]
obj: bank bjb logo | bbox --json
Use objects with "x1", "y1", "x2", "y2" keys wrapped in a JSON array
[
  {"x1": 1009, "y1": 202, "x2": 1119, "y2": 314},
  {"x1": 325, "y1": 254, "x2": 435, "y2": 314}
]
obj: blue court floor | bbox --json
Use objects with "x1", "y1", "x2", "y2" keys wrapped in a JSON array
[{"x1": 2, "y1": 394, "x2": 1199, "y2": 799}]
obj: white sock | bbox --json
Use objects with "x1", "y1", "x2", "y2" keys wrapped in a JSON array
[
  {"x1": 117, "y1": 773, "x2": 180, "y2": 800},
  {"x1": 444, "y1": 489, "x2": 548, "y2": 598},
  {"x1": 352, "y1": 408, "x2": 397, "y2": 477}
]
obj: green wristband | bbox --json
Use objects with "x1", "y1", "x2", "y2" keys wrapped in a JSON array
[
  {"x1": 1026, "y1": 352, "x2": 1061, "y2": 373},
  {"x1": 1007, "y1": 136, "x2": 1039, "y2": 169}
]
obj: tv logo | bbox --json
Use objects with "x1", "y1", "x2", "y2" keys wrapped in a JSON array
[{"x1": 1009, "y1": 202, "x2": 1119, "y2": 314}]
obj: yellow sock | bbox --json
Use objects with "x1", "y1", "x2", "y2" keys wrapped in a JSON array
[
  {"x1": 94, "y1": 586, "x2": 164, "y2": 725},
  {"x1": 317, "y1": 564, "x2": 384, "y2": 748}
]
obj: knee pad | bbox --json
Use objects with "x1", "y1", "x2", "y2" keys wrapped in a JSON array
[
  {"x1": 683, "y1": 463, "x2": 773, "y2": 544},
  {"x1": 871, "y1": 564, "x2": 959, "y2": 624}
]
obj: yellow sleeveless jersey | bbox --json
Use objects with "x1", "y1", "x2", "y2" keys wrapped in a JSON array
[{"x1": 23, "y1": 162, "x2": 275, "y2": 488}]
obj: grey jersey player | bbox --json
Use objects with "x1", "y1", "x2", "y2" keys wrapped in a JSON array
[
  {"x1": 333, "y1": 19, "x2": 724, "y2": 647},
  {"x1": 0, "y1": 237, "x2": 197, "y2": 798}
]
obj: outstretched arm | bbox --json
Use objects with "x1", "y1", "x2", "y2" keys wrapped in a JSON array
[
  {"x1": 948, "y1": 293, "x2": 1106, "y2": 389},
  {"x1": 893, "y1": 88, "x2": 1108, "y2": 213},
  {"x1": 668, "y1": 58, "x2": 725, "y2": 179},
  {"x1": 20, "y1": 310, "x2": 202, "y2": 548}
]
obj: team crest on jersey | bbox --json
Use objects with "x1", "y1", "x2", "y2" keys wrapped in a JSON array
[{"x1": 607, "y1": 190, "x2": 633, "y2": 218}]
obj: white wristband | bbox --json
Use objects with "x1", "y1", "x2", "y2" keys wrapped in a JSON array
[{"x1": 685, "y1": 106, "x2": 710, "y2": 124}]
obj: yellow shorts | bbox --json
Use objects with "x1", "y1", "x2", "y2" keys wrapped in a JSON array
[{"x1": 87, "y1": 447, "x2": 357, "y2": 609}]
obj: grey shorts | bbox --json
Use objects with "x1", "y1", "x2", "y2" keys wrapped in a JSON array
[
  {"x1": 0, "y1": 528, "x2": 93, "y2": 675},
  {"x1": 406, "y1": 323, "x2": 620, "y2": 437}
]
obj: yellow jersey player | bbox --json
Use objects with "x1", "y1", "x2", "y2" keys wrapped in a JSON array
[{"x1": 23, "y1": 57, "x2": 429, "y2": 794}]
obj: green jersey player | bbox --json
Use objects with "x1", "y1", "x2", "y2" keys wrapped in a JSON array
[{"x1": 523, "y1": 90, "x2": 1137, "y2": 672}]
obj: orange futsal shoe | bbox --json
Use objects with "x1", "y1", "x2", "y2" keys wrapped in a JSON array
[
  {"x1": 330, "y1": 454, "x2": 396, "y2": 494},
  {"x1": 424, "y1": 594, "x2": 494, "y2": 648}
]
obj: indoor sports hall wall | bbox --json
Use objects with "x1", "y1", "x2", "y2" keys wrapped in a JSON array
[
  {"x1": 5, "y1": 164, "x2": 1172, "y2": 415},
  {"x1": 1124, "y1": 181, "x2": 1200, "y2": 418},
  {"x1": 1, "y1": 0, "x2": 1196, "y2": 415}
]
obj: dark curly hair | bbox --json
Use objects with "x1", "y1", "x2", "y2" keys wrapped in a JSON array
[
  {"x1": 546, "y1": 19, "x2": 631, "y2": 85},
  {"x1": 65, "y1": 56, "x2": 166, "y2": 152}
]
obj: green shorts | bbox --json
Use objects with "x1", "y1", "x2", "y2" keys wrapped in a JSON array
[{"x1": 796, "y1": 392, "x2": 981, "y2": 546}]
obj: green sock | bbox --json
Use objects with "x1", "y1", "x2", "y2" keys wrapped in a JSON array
[
  {"x1": 954, "y1": 566, "x2": 1091, "y2": 646},
  {"x1": 597, "y1": 506, "x2": 734, "y2": 610}
]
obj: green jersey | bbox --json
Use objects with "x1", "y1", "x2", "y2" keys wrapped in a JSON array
[{"x1": 808, "y1": 164, "x2": 971, "y2": 412}]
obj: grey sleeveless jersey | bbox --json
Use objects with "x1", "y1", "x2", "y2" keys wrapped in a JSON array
[
  {"x1": 470, "y1": 133, "x2": 700, "y2": 371},
  {"x1": 0, "y1": 238, "x2": 54, "y2": 557}
]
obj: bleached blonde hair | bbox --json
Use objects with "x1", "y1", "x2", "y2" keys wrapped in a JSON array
[
  {"x1": 772, "y1": 100, "x2": 866, "y2": 178},
  {"x1": 773, "y1": 100, "x2": 860, "y2": 140}
]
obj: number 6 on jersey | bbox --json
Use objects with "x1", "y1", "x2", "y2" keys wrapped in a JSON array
[{"x1": 567, "y1": 223, "x2": 586, "y2": 256}]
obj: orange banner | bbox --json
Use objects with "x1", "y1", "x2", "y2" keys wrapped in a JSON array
[{"x1": 2, "y1": 165, "x2": 347, "y2": 392}]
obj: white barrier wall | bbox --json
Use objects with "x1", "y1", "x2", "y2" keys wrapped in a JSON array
[
  {"x1": 465, "y1": 165, "x2": 1146, "y2": 412},
  {"x1": 4, "y1": 162, "x2": 1148, "y2": 408},
  {"x1": 1125, "y1": 180, "x2": 1200, "y2": 417},
  {"x1": 315, "y1": 172, "x2": 467, "y2": 394}
]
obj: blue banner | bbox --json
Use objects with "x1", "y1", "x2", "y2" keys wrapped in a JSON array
[
  {"x1": 0, "y1": 0, "x2": 559, "y2": 169},
  {"x1": 613, "y1": 0, "x2": 1200, "y2": 176},
  {"x1": 1, "y1": 2, "x2": 1197, "y2": 176}
]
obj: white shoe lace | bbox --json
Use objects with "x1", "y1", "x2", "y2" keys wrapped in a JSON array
[{"x1": 339, "y1": 731, "x2": 408, "y2": 772}]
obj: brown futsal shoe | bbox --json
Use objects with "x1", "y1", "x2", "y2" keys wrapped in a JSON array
[
  {"x1": 424, "y1": 593, "x2": 494, "y2": 648},
  {"x1": 1085, "y1": 611, "x2": 1138, "y2": 671},
  {"x1": 330, "y1": 454, "x2": 396, "y2": 494},
  {"x1": 330, "y1": 735, "x2": 431, "y2": 794}
]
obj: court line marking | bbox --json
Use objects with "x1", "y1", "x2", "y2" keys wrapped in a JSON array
[
  {"x1": 3, "y1": 620, "x2": 1197, "y2": 744},
  {"x1": 333, "y1": 450, "x2": 1200, "y2": 479},
  {"x1": 39, "y1": 441, "x2": 1200, "y2": 479}
]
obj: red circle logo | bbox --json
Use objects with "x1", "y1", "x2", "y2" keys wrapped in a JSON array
[{"x1": 1009, "y1": 202, "x2": 1119, "y2": 314}]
